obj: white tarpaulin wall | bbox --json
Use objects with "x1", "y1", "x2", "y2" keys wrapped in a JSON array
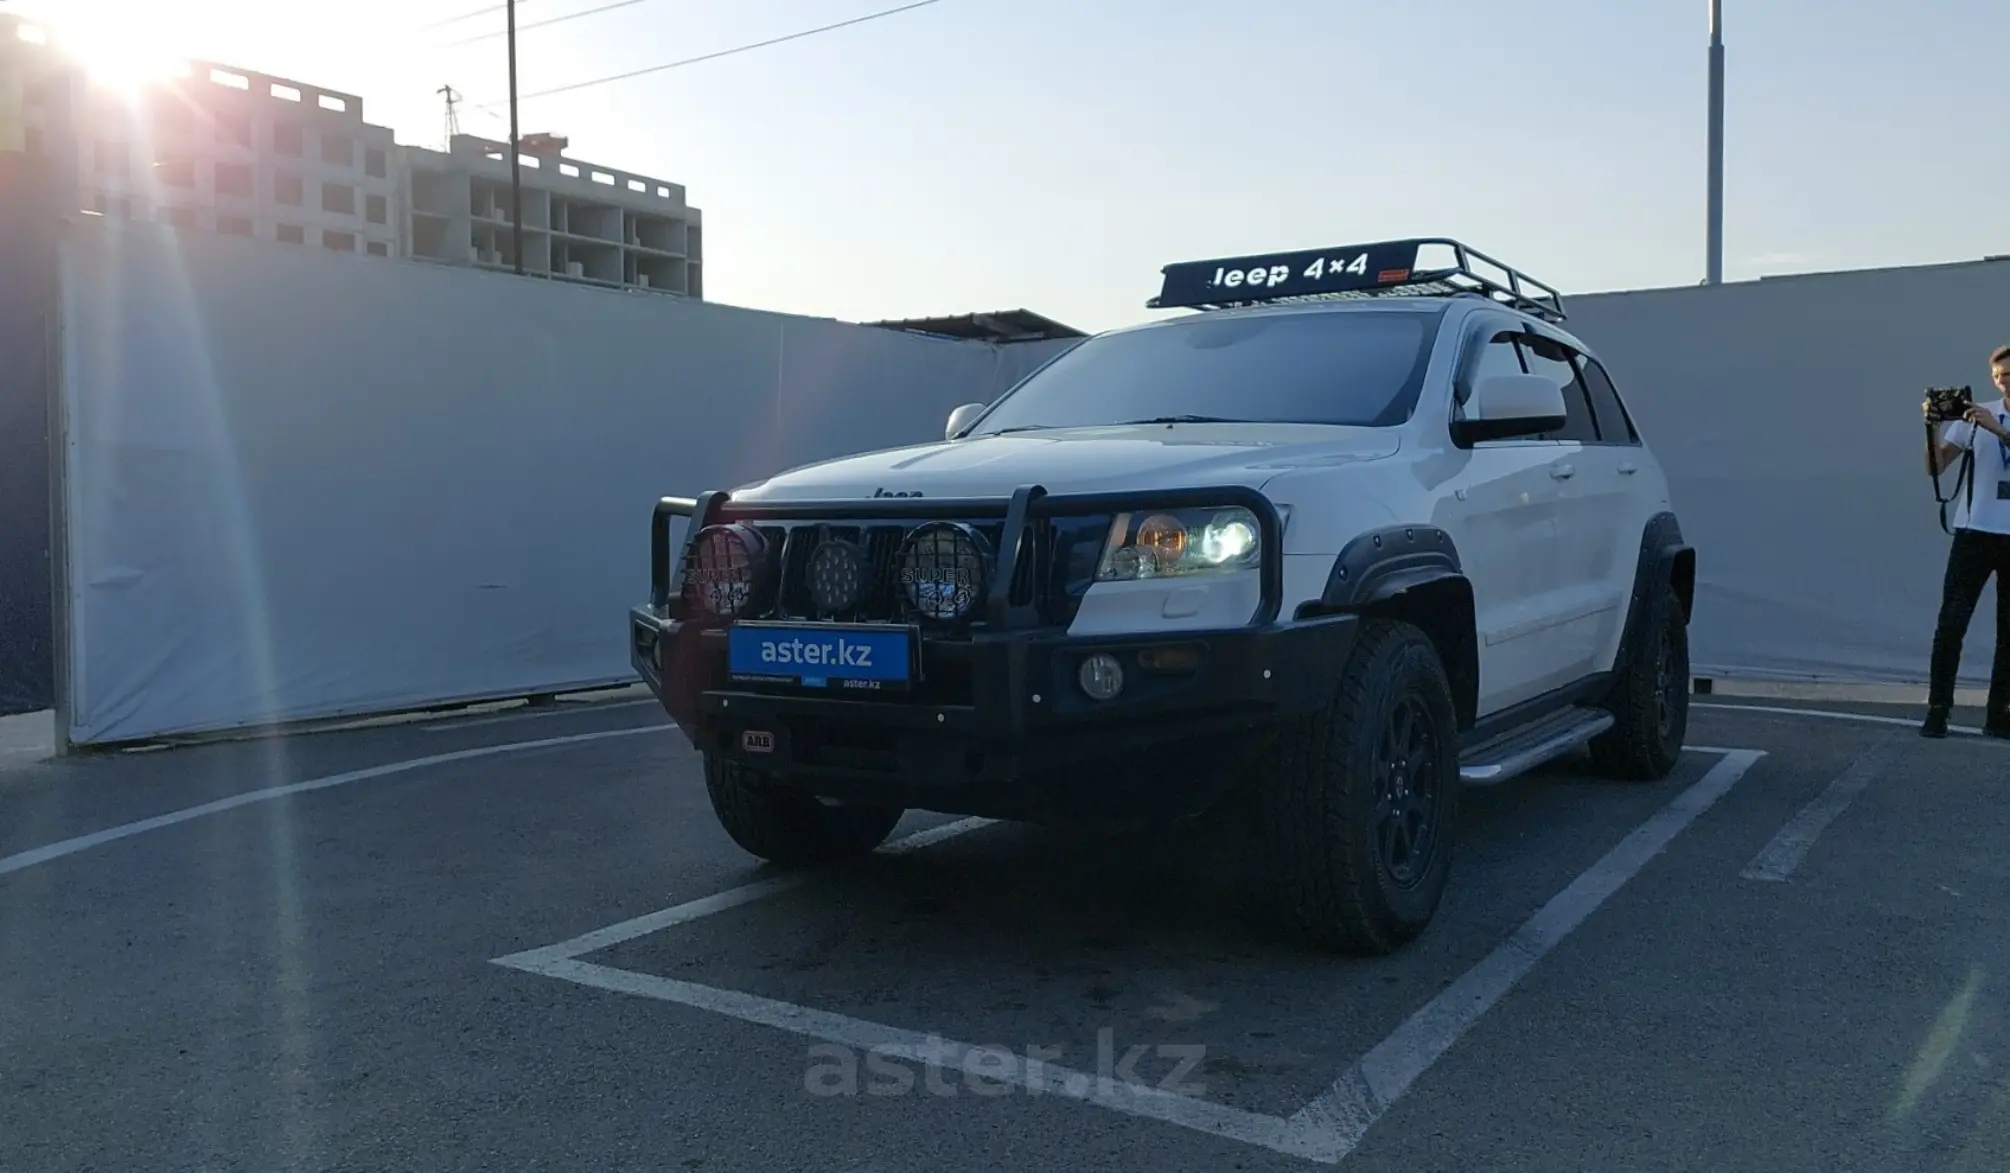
[
  {"x1": 56, "y1": 218, "x2": 2010, "y2": 746},
  {"x1": 57, "y1": 221, "x2": 1075, "y2": 745},
  {"x1": 1567, "y1": 258, "x2": 2010, "y2": 690}
]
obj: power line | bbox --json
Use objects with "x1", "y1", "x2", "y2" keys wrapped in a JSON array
[
  {"x1": 474, "y1": 0, "x2": 945, "y2": 107},
  {"x1": 419, "y1": 0, "x2": 538, "y2": 30},
  {"x1": 436, "y1": 0, "x2": 654, "y2": 48}
]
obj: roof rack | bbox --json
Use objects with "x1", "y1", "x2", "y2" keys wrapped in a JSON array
[{"x1": 1146, "y1": 237, "x2": 1567, "y2": 322}]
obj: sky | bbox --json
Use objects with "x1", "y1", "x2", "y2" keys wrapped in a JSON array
[{"x1": 5, "y1": 0, "x2": 2007, "y2": 335}]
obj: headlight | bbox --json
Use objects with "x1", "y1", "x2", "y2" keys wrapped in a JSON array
[{"x1": 1094, "y1": 506, "x2": 1263, "y2": 582}]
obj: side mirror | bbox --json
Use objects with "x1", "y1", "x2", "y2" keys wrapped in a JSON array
[
  {"x1": 1454, "y1": 373, "x2": 1566, "y2": 444},
  {"x1": 945, "y1": 402, "x2": 986, "y2": 441}
]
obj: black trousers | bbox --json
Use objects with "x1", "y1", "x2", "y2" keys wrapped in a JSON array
[{"x1": 1928, "y1": 527, "x2": 2010, "y2": 714}]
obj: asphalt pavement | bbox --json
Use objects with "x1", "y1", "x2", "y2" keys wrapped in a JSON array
[{"x1": 1, "y1": 695, "x2": 2006, "y2": 1172}]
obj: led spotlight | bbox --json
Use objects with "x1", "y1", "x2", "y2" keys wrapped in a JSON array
[{"x1": 806, "y1": 537, "x2": 868, "y2": 615}]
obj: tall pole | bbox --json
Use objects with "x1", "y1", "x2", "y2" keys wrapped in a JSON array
[
  {"x1": 1706, "y1": 0, "x2": 1724, "y2": 285},
  {"x1": 507, "y1": 0, "x2": 524, "y2": 275}
]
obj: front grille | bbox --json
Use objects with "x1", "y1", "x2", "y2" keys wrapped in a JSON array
[{"x1": 680, "y1": 511, "x2": 1113, "y2": 632}]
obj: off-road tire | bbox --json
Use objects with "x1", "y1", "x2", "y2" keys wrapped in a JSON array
[
  {"x1": 1258, "y1": 619, "x2": 1462, "y2": 955},
  {"x1": 1590, "y1": 582, "x2": 1689, "y2": 781},
  {"x1": 704, "y1": 754, "x2": 904, "y2": 866}
]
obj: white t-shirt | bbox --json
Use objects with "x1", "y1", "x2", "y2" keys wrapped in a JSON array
[{"x1": 1940, "y1": 397, "x2": 2010, "y2": 535}]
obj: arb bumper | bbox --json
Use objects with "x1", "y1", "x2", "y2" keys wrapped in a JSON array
[{"x1": 628, "y1": 485, "x2": 1356, "y2": 819}]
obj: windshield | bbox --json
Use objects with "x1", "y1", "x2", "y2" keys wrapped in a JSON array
[{"x1": 968, "y1": 306, "x2": 1440, "y2": 436}]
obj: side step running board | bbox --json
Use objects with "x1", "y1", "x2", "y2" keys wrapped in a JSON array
[{"x1": 1458, "y1": 706, "x2": 1615, "y2": 786}]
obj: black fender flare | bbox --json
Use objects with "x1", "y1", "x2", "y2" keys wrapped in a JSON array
[
  {"x1": 1319, "y1": 524, "x2": 1464, "y2": 608},
  {"x1": 1614, "y1": 511, "x2": 1695, "y2": 677},
  {"x1": 1309, "y1": 525, "x2": 1480, "y2": 729}
]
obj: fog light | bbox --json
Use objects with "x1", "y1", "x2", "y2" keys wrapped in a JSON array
[{"x1": 1078, "y1": 653, "x2": 1125, "y2": 701}]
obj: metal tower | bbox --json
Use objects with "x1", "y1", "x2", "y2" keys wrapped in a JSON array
[{"x1": 438, "y1": 85, "x2": 462, "y2": 148}]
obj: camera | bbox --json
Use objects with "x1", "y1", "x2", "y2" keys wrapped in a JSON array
[{"x1": 1925, "y1": 384, "x2": 1975, "y2": 424}]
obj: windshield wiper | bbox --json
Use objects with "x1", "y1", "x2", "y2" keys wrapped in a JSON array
[{"x1": 985, "y1": 416, "x2": 1247, "y2": 435}]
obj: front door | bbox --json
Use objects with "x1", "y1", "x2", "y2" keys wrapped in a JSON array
[{"x1": 1434, "y1": 327, "x2": 1584, "y2": 714}]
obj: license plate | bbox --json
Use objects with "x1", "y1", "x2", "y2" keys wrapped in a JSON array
[{"x1": 726, "y1": 623, "x2": 913, "y2": 691}]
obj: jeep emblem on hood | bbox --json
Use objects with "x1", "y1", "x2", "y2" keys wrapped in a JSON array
[{"x1": 871, "y1": 487, "x2": 923, "y2": 498}]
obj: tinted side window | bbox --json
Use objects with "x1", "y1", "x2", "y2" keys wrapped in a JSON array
[
  {"x1": 1577, "y1": 356, "x2": 1641, "y2": 445},
  {"x1": 1521, "y1": 335, "x2": 1598, "y2": 443}
]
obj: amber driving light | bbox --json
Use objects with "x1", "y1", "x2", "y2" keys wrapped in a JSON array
[
  {"x1": 682, "y1": 523, "x2": 772, "y2": 619},
  {"x1": 1137, "y1": 645, "x2": 1202, "y2": 674}
]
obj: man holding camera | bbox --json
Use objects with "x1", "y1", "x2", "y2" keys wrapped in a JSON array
[{"x1": 1921, "y1": 344, "x2": 2010, "y2": 738}]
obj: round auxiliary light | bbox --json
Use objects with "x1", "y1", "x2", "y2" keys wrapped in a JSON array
[
  {"x1": 806, "y1": 537, "x2": 868, "y2": 615},
  {"x1": 896, "y1": 522, "x2": 991, "y2": 621},
  {"x1": 681, "y1": 523, "x2": 771, "y2": 619},
  {"x1": 1078, "y1": 653, "x2": 1125, "y2": 702}
]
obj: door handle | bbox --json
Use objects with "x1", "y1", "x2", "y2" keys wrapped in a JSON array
[
  {"x1": 1618, "y1": 461, "x2": 1638, "y2": 475},
  {"x1": 1550, "y1": 464, "x2": 1575, "y2": 480}
]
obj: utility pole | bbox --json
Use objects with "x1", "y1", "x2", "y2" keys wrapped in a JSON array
[
  {"x1": 1705, "y1": 0, "x2": 1724, "y2": 285},
  {"x1": 506, "y1": 0, "x2": 524, "y2": 275}
]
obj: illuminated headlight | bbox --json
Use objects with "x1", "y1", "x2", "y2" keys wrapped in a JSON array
[
  {"x1": 1094, "y1": 506, "x2": 1263, "y2": 582},
  {"x1": 681, "y1": 523, "x2": 773, "y2": 619},
  {"x1": 897, "y1": 522, "x2": 991, "y2": 621}
]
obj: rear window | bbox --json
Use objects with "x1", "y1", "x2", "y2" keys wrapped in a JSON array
[{"x1": 967, "y1": 307, "x2": 1441, "y2": 435}]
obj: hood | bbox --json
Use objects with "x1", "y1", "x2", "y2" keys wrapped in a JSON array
[{"x1": 730, "y1": 423, "x2": 1402, "y2": 502}]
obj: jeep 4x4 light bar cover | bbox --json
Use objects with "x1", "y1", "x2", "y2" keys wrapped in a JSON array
[{"x1": 1147, "y1": 237, "x2": 1567, "y2": 322}]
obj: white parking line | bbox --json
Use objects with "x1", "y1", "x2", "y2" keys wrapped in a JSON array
[
  {"x1": 492, "y1": 816, "x2": 994, "y2": 972},
  {"x1": 534, "y1": 957, "x2": 1327, "y2": 1160},
  {"x1": 1740, "y1": 733, "x2": 1906, "y2": 883},
  {"x1": 1283, "y1": 747, "x2": 1766, "y2": 1163},
  {"x1": 1695, "y1": 702, "x2": 1990, "y2": 738},
  {"x1": 0, "y1": 725, "x2": 671, "y2": 878},
  {"x1": 495, "y1": 746, "x2": 1766, "y2": 1166}
]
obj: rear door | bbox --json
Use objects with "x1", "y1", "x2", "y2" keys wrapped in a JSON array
[
  {"x1": 1518, "y1": 332, "x2": 1625, "y2": 682},
  {"x1": 1575, "y1": 352, "x2": 1663, "y2": 674}
]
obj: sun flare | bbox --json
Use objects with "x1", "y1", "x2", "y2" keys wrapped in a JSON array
[{"x1": 20, "y1": 6, "x2": 192, "y2": 94}]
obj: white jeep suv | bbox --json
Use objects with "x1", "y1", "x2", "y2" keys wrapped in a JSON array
[{"x1": 630, "y1": 238, "x2": 1695, "y2": 955}]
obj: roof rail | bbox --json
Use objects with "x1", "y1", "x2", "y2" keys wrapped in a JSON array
[{"x1": 1146, "y1": 237, "x2": 1567, "y2": 322}]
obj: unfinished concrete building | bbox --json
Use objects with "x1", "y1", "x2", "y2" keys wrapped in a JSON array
[
  {"x1": 405, "y1": 134, "x2": 702, "y2": 298},
  {"x1": 2, "y1": 13, "x2": 703, "y2": 297}
]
